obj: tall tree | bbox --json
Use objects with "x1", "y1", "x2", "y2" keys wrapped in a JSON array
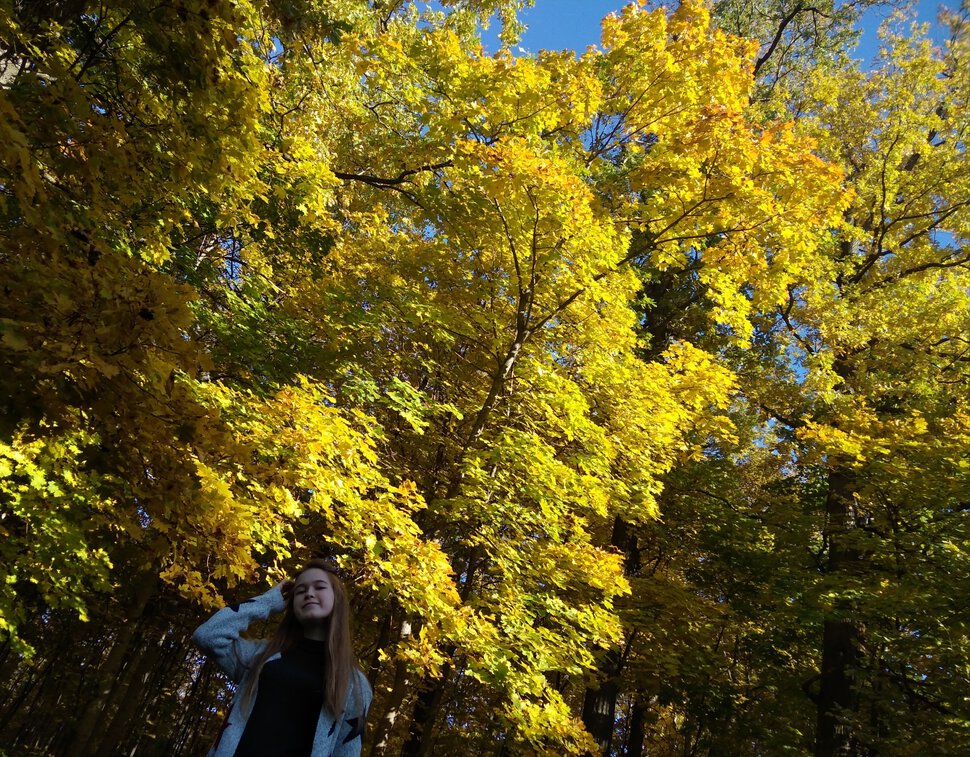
[
  {"x1": 572, "y1": 3, "x2": 970, "y2": 756},
  {"x1": 733, "y1": 8, "x2": 970, "y2": 754}
]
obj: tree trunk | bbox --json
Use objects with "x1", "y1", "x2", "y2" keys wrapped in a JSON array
[
  {"x1": 815, "y1": 466, "x2": 865, "y2": 757},
  {"x1": 172, "y1": 657, "x2": 220, "y2": 757},
  {"x1": 581, "y1": 653, "x2": 621, "y2": 756},
  {"x1": 626, "y1": 697, "x2": 647, "y2": 757},
  {"x1": 66, "y1": 569, "x2": 158, "y2": 754},
  {"x1": 368, "y1": 619, "x2": 416, "y2": 757},
  {"x1": 399, "y1": 665, "x2": 451, "y2": 757},
  {"x1": 816, "y1": 618, "x2": 864, "y2": 756},
  {"x1": 397, "y1": 548, "x2": 479, "y2": 757},
  {"x1": 0, "y1": 623, "x2": 75, "y2": 748},
  {"x1": 369, "y1": 609, "x2": 394, "y2": 683},
  {"x1": 581, "y1": 516, "x2": 640, "y2": 755},
  {"x1": 94, "y1": 627, "x2": 168, "y2": 757},
  {"x1": 0, "y1": 659, "x2": 40, "y2": 738}
]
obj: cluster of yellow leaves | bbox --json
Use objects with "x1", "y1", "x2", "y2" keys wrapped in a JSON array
[
  {"x1": 0, "y1": 429, "x2": 114, "y2": 653},
  {"x1": 0, "y1": 0, "x2": 369, "y2": 644},
  {"x1": 773, "y1": 18, "x2": 970, "y2": 470},
  {"x1": 592, "y1": 1, "x2": 848, "y2": 340}
]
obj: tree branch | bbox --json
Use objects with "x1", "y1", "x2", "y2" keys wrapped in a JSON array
[{"x1": 333, "y1": 161, "x2": 453, "y2": 188}]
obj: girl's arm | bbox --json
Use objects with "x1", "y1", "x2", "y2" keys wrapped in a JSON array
[{"x1": 191, "y1": 583, "x2": 287, "y2": 683}]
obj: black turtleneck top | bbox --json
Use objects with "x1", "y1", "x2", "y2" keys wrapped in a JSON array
[{"x1": 233, "y1": 636, "x2": 328, "y2": 757}]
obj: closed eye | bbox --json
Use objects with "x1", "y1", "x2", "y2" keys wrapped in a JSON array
[{"x1": 295, "y1": 582, "x2": 330, "y2": 593}]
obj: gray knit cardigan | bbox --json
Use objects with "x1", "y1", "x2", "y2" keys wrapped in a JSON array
[{"x1": 192, "y1": 586, "x2": 372, "y2": 757}]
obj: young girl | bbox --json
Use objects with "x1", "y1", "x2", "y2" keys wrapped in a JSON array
[{"x1": 193, "y1": 559, "x2": 372, "y2": 757}]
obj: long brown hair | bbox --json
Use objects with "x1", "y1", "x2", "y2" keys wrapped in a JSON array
[{"x1": 239, "y1": 559, "x2": 362, "y2": 718}]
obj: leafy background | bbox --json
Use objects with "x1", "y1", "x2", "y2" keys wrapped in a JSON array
[{"x1": 1, "y1": 0, "x2": 968, "y2": 754}]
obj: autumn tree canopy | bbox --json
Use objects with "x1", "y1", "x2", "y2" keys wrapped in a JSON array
[{"x1": 1, "y1": 0, "x2": 967, "y2": 755}]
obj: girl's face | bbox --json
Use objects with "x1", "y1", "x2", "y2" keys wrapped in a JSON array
[{"x1": 291, "y1": 568, "x2": 335, "y2": 628}]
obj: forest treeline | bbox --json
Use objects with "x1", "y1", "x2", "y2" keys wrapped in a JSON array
[{"x1": 1, "y1": 0, "x2": 968, "y2": 754}]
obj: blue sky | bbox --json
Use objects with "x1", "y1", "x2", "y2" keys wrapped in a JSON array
[{"x1": 480, "y1": 1, "x2": 959, "y2": 63}]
